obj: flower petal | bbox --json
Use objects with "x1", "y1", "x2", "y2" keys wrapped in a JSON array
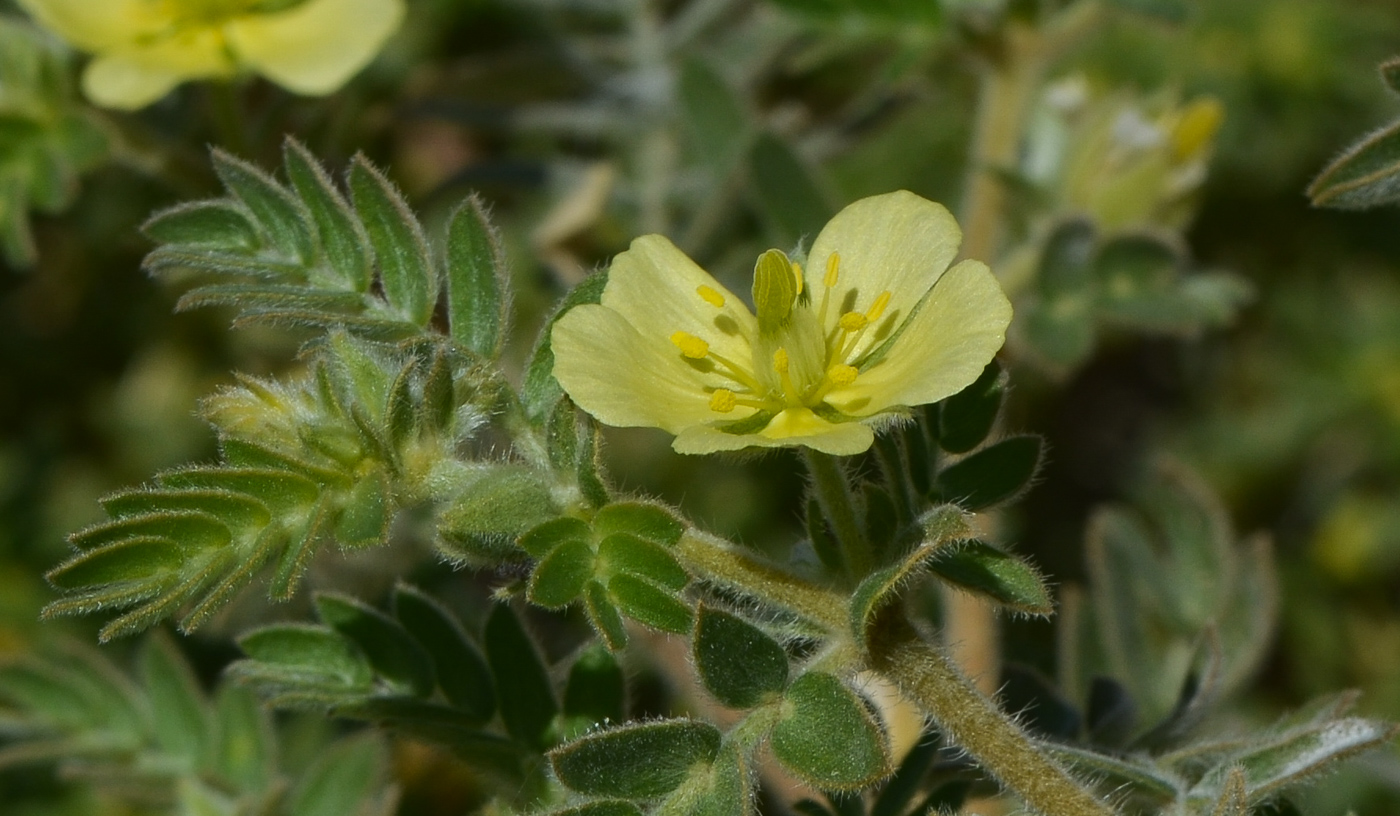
[
  {"x1": 806, "y1": 190, "x2": 963, "y2": 360},
  {"x1": 226, "y1": 0, "x2": 405, "y2": 95},
  {"x1": 17, "y1": 0, "x2": 164, "y2": 50},
  {"x1": 603, "y1": 234, "x2": 758, "y2": 369},
  {"x1": 825, "y1": 259, "x2": 1010, "y2": 416},
  {"x1": 673, "y1": 409, "x2": 874, "y2": 456},
  {"x1": 81, "y1": 30, "x2": 234, "y2": 110},
  {"x1": 553, "y1": 303, "x2": 735, "y2": 433}
]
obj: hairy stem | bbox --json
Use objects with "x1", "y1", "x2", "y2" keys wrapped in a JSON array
[
  {"x1": 869, "y1": 617, "x2": 1116, "y2": 816},
  {"x1": 803, "y1": 450, "x2": 871, "y2": 580},
  {"x1": 676, "y1": 529, "x2": 846, "y2": 630}
]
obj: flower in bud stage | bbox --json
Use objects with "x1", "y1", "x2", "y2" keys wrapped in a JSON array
[
  {"x1": 551, "y1": 191, "x2": 1012, "y2": 456},
  {"x1": 18, "y1": 0, "x2": 404, "y2": 110}
]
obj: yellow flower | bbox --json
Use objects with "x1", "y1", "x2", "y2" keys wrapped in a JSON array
[
  {"x1": 18, "y1": 0, "x2": 404, "y2": 110},
  {"x1": 551, "y1": 191, "x2": 1012, "y2": 456}
]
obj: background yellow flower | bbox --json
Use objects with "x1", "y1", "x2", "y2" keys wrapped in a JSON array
[{"x1": 19, "y1": 0, "x2": 405, "y2": 109}]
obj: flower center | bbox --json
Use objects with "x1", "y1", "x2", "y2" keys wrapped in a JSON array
[{"x1": 669, "y1": 250, "x2": 890, "y2": 420}]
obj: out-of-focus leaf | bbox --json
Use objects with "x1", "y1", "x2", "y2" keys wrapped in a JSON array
[
  {"x1": 1309, "y1": 118, "x2": 1400, "y2": 209},
  {"x1": 749, "y1": 134, "x2": 832, "y2": 247},
  {"x1": 484, "y1": 604, "x2": 558, "y2": 751}
]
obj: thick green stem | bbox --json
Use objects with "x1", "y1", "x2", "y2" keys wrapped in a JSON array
[
  {"x1": 676, "y1": 529, "x2": 846, "y2": 630},
  {"x1": 869, "y1": 618, "x2": 1116, "y2": 816},
  {"x1": 803, "y1": 450, "x2": 871, "y2": 580}
]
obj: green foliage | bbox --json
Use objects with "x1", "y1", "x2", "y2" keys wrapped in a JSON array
[
  {"x1": 0, "y1": 16, "x2": 107, "y2": 268},
  {"x1": 692, "y1": 604, "x2": 789, "y2": 709},
  {"x1": 0, "y1": 635, "x2": 395, "y2": 815},
  {"x1": 769, "y1": 671, "x2": 891, "y2": 791},
  {"x1": 1310, "y1": 57, "x2": 1400, "y2": 209},
  {"x1": 1016, "y1": 221, "x2": 1252, "y2": 374},
  {"x1": 549, "y1": 719, "x2": 723, "y2": 799}
]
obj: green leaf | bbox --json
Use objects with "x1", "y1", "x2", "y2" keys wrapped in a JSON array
[
  {"x1": 392, "y1": 586, "x2": 495, "y2": 721},
  {"x1": 770, "y1": 672, "x2": 890, "y2": 790},
  {"x1": 937, "y1": 359, "x2": 1004, "y2": 454},
  {"x1": 550, "y1": 803, "x2": 644, "y2": 816},
  {"x1": 850, "y1": 506, "x2": 972, "y2": 644},
  {"x1": 283, "y1": 139, "x2": 373, "y2": 291},
  {"x1": 593, "y1": 502, "x2": 685, "y2": 547},
  {"x1": 211, "y1": 149, "x2": 313, "y2": 263},
  {"x1": 1022, "y1": 219, "x2": 1098, "y2": 371},
  {"x1": 1309, "y1": 118, "x2": 1400, "y2": 209},
  {"x1": 577, "y1": 416, "x2": 611, "y2": 508},
  {"x1": 484, "y1": 604, "x2": 558, "y2": 751},
  {"x1": 522, "y1": 271, "x2": 609, "y2": 421},
  {"x1": 563, "y1": 643, "x2": 626, "y2": 726},
  {"x1": 608, "y1": 574, "x2": 693, "y2": 634},
  {"x1": 549, "y1": 719, "x2": 722, "y2": 798},
  {"x1": 749, "y1": 134, "x2": 832, "y2": 247},
  {"x1": 235, "y1": 624, "x2": 373, "y2": 692},
  {"x1": 349, "y1": 157, "x2": 436, "y2": 324},
  {"x1": 518, "y1": 516, "x2": 591, "y2": 558},
  {"x1": 285, "y1": 733, "x2": 387, "y2": 816},
  {"x1": 446, "y1": 195, "x2": 509, "y2": 357},
  {"x1": 140, "y1": 635, "x2": 210, "y2": 770},
  {"x1": 933, "y1": 435, "x2": 1042, "y2": 510},
  {"x1": 529, "y1": 538, "x2": 596, "y2": 609},
  {"x1": 597, "y1": 533, "x2": 689, "y2": 591},
  {"x1": 334, "y1": 467, "x2": 391, "y2": 548},
  {"x1": 585, "y1": 580, "x2": 629, "y2": 651},
  {"x1": 315, "y1": 593, "x2": 435, "y2": 697},
  {"x1": 684, "y1": 743, "x2": 754, "y2": 816},
  {"x1": 1190, "y1": 718, "x2": 1400, "y2": 801},
  {"x1": 46, "y1": 537, "x2": 185, "y2": 589},
  {"x1": 926, "y1": 540, "x2": 1052, "y2": 615},
  {"x1": 871, "y1": 733, "x2": 941, "y2": 816},
  {"x1": 1382, "y1": 57, "x2": 1400, "y2": 97},
  {"x1": 143, "y1": 200, "x2": 262, "y2": 251},
  {"x1": 692, "y1": 605, "x2": 788, "y2": 709},
  {"x1": 546, "y1": 398, "x2": 580, "y2": 473},
  {"x1": 158, "y1": 467, "x2": 319, "y2": 517},
  {"x1": 210, "y1": 684, "x2": 274, "y2": 794},
  {"x1": 679, "y1": 58, "x2": 751, "y2": 171},
  {"x1": 1041, "y1": 744, "x2": 1179, "y2": 803},
  {"x1": 768, "y1": 0, "x2": 942, "y2": 27},
  {"x1": 437, "y1": 467, "x2": 560, "y2": 564},
  {"x1": 69, "y1": 510, "x2": 232, "y2": 552}
]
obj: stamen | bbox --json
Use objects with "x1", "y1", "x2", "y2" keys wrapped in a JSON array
[
  {"x1": 696, "y1": 285, "x2": 725, "y2": 307},
  {"x1": 772, "y1": 348, "x2": 790, "y2": 374},
  {"x1": 866, "y1": 290, "x2": 892, "y2": 322},
  {"x1": 670, "y1": 331, "x2": 710, "y2": 359},
  {"x1": 790, "y1": 262, "x2": 804, "y2": 295},
  {"x1": 838, "y1": 311, "x2": 868, "y2": 332},
  {"x1": 773, "y1": 347, "x2": 800, "y2": 406},
  {"x1": 709, "y1": 389, "x2": 737, "y2": 413},
  {"x1": 829, "y1": 364, "x2": 858, "y2": 385},
  {"x1": 824, "y1": 253, "x2": 840, "y2": 287}
]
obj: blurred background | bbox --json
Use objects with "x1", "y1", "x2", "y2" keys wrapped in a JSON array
[{"x1": 3, "y1": 0, "x2": 1400, "y2": 812}]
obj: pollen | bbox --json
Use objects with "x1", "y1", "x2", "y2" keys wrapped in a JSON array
[
  {"x1": 670, "y1": 331, "x2": 710, "y2": 359},
  {"x1": 709, "y1": 389, "x2": 737, "y2": 413},
  {"x1": 829, "y1": 364, "x2": 858, "y2": 385},
  {"x1": 696, "y1": 285, "x2": 725, "y2": 307},
  {"x1": 772, "y1": 348, "x2": 790, "y2": 374},
  {"x1": 839, "y1": 311, "x2": 869, "y2": 332},
  {"x1": 824, "y1": 253, "x2": 840, "y2": 287},
  {"x1": 866, "y1": 290, "x2": 892, "y2": 322}
]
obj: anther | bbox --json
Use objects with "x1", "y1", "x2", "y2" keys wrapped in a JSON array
[
  {"x1": 709, "y1": 389, "x2": 737, "y2": 413},
  {"x1": 772, "y1": 348, "x2": 790, "y2": 374},
  {"x1": 866, "y1": 290, "x2": 892, "y2": 322},
  {"x1": 824, "y1": 253, "x2": 840, "y2": 287},
  {"x1": 790, "y1": 262, "x2": 804, "y2": 295},
  {"x1": 838, "y1": 312, "x2": 869, "y2": 332},
  {"x1": 696, "y1": 285, "x2": 725, "y2": 308},
  {"x1": 829, "y1": 364, "x2": 858, "y2": 386},
  {"x1": 670, "y1": 331, "x2": 710, "y2": 359}
]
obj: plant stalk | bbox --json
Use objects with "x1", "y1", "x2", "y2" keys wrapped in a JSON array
[
  {"x1": 869, "y1": 617, "x2": 1116, "y2": 816},
  {"x1": 803, "y1": 450, "x2": 871, "y2": 580},
  {"x1": 676, "y1": 529, "x2": 847, "y2": 630}
]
